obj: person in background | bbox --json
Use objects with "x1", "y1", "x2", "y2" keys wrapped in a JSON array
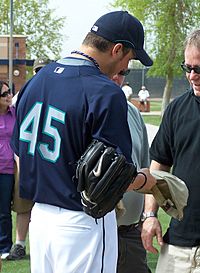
[
  {"x1": 138, "y1": 85, "x2": 150, "y2": 111},
  {"x1": 11, "y1": 11, "x2": 156, "y2": 273},
  {"x1": 32, "y1": 57, "x2": 52, "y2": 75},
  {"x1": 142, "y1": 29, "x2": 200, "y2": 273},
  {"x1": 7, "y1": 57, "x2": 51, "y2": 261},
  {"x1": 112, "y1": 71, "x2": 151, "y2": 273},
  {"x1": 12, "y1": 57, "x2": 52, "y2": 106},
  {"x1": 122, "y1": 81, "x2": 133, "y2": 101},
  {"x1": 0, "y1": 81, "x2": 15, "y2": 260}
]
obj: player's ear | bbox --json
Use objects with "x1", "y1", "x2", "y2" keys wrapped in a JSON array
[{"x1": 112, "y1": 43, "x2": 124, "y2": 59}]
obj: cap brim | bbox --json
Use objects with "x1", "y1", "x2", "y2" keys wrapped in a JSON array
[
  {"x1": 135, "y1": 49, "x2": 153, "y2": 67},
  {"x1": 34, "y1": 64, "x2": 46, "y2": 70},
  {"x1": 33, "y1": 65, "x2": 46, "y2": 72}
]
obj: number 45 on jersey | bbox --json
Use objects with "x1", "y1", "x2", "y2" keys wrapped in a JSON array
[{"x1": 20, "y1": 102, "x2": 65, "y2": 163}]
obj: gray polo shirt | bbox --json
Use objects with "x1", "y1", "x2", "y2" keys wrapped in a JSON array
[{"x1": 117, "y1": 102, "x2": 149, "y2": 226}]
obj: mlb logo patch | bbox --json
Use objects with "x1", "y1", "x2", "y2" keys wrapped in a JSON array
[
  {"x1": 54, "y1": 67, "x2": 65, "y2": 74},
  {"x1": 91, "y1": 25, "x2": 98, "y2": 32}
]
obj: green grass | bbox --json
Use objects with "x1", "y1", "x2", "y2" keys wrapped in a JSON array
[
  {"x1": 142, "y1": 99, "x2": 162, "y2": 126},
  {"x1": 2, "y1": 258, "x2": 30, "y2": 273},
  {"x1": 143, "y1": 115, "x2": 161, "y2": 126},
  {"x1": 150, "y1": 100, "x2": 162, "y2": 112},
  {"x1": 1, "y1": 214, "x2": 30, "y2": 273},
  {"x1": 147, "y1": 209, "x2": 170, "y2": 273}
]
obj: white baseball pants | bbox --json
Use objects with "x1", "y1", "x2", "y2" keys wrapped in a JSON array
[{"x1": 29, "y1": 203, "x2": 117, "y2": 273}]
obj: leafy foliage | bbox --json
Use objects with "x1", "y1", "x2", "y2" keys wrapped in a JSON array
[
  {"x1": 112, "y1": 0, "x2": 200, "y2": 111},
  {"x1": 0, "y1": 0, "x2": 66, "y2": 59},
  {"x1": 113, "y1": 0, "x2": 200, "y2": 77}
]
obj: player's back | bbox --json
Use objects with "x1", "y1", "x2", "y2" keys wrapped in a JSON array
[{"x1": 12, "y1": 60, "x2": 129, "y2": 211}]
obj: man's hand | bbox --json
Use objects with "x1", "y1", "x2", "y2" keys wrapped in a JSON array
[{"x1": 141, "y1": 216, "x2": 164, "y2": 254}]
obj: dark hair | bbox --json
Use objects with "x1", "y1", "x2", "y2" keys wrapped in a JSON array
[
  {"x1": 83, "y1": 32, "x2": 132, "y2": 56},
  {"x1": 0, "y1": 80, "x2": 9, "y2": 94}
]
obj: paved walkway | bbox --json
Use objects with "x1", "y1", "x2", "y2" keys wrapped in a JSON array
[
  {"x1": 139, "y1": 110, "x2": 161, "y2": 145},
  {"x1": 145, "y1": 123, "x2": 159, "y2": 146},
  {"x1": 141, "y1": 111, "x2": 161, "y2": 116}
]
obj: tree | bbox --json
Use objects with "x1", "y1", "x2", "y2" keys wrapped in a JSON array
[
  {"x1": 0, "y1": 0, "x2": 66, "y2": 59},
  {"x1": 112, "y1": 0, "x2": 200, "y2": 114}
]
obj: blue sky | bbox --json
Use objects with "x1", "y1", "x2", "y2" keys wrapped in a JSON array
[{"x1": 49, "y1": 0, "x2": 117, "y2": 57}]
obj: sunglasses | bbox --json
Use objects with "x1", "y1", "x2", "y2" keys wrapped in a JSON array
[
  {"x1": 119, "y1": 69, "x2": 130, "y2": 76},
  {"x1": 0, "y1": 89, "x2": 11, "y2": 97},
  {"x1": 181, "y1": 63, "x2": 200, "y2": 74}
]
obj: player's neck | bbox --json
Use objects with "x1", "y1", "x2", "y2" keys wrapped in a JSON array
[{"x1": 71, "y1": 50, "x2": 100, "y2": 70}]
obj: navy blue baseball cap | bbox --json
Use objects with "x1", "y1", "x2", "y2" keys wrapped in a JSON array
[{"x1": 90, "y1": 11, "x2": 153, "y2": 66}]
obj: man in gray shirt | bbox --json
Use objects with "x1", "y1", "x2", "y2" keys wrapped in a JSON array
[{"x1": 112, "y1": 71, "x2": 151, "y2": 273}]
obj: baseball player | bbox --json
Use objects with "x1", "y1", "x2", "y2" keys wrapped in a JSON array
[
  {"x1": 11, "y1": 11, "x2": 155, "y2": 273},
  {"x1": 138, "y1": 86, "x2": 150, "y2": 111}
]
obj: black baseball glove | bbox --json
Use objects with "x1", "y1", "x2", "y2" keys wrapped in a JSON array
[{"x1": 76, "y1": 139, "x2": 137, "y2": 219}]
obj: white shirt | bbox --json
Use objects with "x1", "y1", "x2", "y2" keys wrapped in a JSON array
[
  {"x1": 12, "y1": 92, "x2": 19, "y2": 106},
  {"x1": 122, "y1": 85, "x2": 132, "y2": 99},
  {"x1": 138, "y1": 89, "x2": 149, "y2": 101}
]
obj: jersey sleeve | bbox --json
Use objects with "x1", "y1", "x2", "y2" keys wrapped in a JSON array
[{"x1": 86, "y1": 84, "x2": 133, "y2": 163}]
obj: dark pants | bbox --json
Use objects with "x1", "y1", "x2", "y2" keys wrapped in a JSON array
[
  {"x1": 117, "y1": 224, "x2": 151, "y2": 273},
  {"x1": 0, "y1": 174, "x2": 14, "y2": 253}
]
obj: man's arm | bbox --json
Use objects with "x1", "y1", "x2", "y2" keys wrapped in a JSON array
[
  {"x1": 127, "y1": 167, "x2": 157, "y2": 193},
  {"x1": 141, "y1": 160, "x2": 171, "y2": 254}
]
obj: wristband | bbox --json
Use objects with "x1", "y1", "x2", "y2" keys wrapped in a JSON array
[{"x1": 134, "y1": 172, "x2": 147, "y2": 191}]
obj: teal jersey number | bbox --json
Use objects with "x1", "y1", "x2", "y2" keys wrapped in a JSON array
[{"x1": 20, "y1": 102, "x2": 65, "y2": 162}]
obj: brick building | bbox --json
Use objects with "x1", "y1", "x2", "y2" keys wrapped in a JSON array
[{"x1": 0, "y1": 35, "x2": 33, "y2": 93}]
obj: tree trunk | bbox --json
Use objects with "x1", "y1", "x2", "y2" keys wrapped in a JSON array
[{"x1": 161, "y1": 73, "x2": 173, "y2": 116}]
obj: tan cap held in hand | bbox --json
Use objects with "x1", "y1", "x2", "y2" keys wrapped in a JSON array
[{"x1": 150, "y1": 170, "x2": 189, "y2": 220}]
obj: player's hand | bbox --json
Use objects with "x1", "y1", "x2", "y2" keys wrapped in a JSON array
[{"x1": 141, "y1": 216, "x2": 164, "y2": 254}]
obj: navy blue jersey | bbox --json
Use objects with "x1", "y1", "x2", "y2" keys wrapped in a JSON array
[{"x1": 11, "y1": 58, "x2": 133, "y2": 210}]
